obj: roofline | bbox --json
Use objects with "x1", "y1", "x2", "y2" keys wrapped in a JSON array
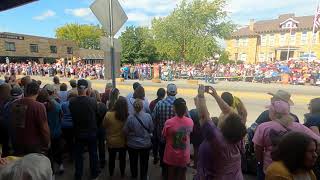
[
  {"x1": 0, "y1": 32, "x2": 75, "y2": 43},
  {"x1": 280, "y1": 18, "x2": 300, "y2": 25},
  {"x1": 0, "y1": 0, "x2": 38, "y2": 12}
]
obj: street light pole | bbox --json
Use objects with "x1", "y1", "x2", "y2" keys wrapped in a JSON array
[{"x1": 109, "y1": 0, "x2": 116, "y2": 88}]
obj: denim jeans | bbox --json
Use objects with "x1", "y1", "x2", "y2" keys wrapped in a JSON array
[{"x1": 74, "y1": 133, "x2": 99, "y2": 180}]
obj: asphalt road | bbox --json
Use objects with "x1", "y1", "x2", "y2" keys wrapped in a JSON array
[{"x1": 22, "y1": 76, "x2": 319, "y2": 180}]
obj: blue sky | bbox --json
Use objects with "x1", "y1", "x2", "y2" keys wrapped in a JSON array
[{"x1": 0, "y1": 0, "x2": 319, "y2": 38}]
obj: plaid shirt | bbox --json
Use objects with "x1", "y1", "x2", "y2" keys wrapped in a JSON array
[{"x1": 152, "y1": 96, "x2": 176, "y2": 142}]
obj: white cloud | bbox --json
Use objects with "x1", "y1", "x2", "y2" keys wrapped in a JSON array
[
  {"x1": 33, "y1": 10, "x2": 56, "y2": 21},
  {"x1": 65, "y1": 8, "x2": 96, "y2": 22}
]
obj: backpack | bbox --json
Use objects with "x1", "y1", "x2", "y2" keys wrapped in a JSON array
[{"x1": 10, "y1": 101, "x2": 28, "y2": 129}]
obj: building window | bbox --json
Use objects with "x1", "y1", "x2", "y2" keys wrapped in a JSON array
[
  {"x1": 301, "y1": 31, "x2": 307, "y2": 45},
  {"x1": 290, "y1": 32, "x2": 296, "y2": 45},
  {"x1": 67, "y1": 47, "x2": 73, "y2": 54},
  {"x1": 312, "y1": 32, "x2": 318, "y2": 44},
  {"x1": 30, "y1": 44, "x2": 39, "y2": 53},
  {"x1": 269, "y1": 34, "x2": 275, "y2": 46},
  {"x1": 261, "y1": 35, "x2": 267, "y2": 46},
  {"x1": 50, "y1": 45, "x2": 57, "y2": 53},
  {"x1": 240, "y1": 53, "x2": 247, "y2": 62},
  {"x1": 5, "y1": 42, "x2": 16, "y2": 51},
  {"x1": 243, "y1": 38, "x2": 248, "y2": 46},
  {"x1": 280, "y1": 33, "x2": 286, "y2": 46},
  {"x1": 259, "y1": 53, "x2": 266, "y2": 62},
  {"x1": 234, "y1": 39, "x2": 239, "y2": 47}
]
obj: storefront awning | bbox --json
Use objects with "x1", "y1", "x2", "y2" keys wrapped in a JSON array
[{"x1": 0, "y1": 0, "x2": 38, "y2": 12}]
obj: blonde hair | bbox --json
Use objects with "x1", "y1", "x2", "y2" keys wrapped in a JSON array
[{"x1": 133, "y1": 99, "x2": 143, "y2": 113}]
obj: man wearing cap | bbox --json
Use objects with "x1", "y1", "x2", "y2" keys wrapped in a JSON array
[
  {"x1": 69, "y1": 79, "x2": 99, "y2": 180},
  {"x1": 249, "y1": 90, "x2": 299, "y2": 179},
  {"x1": 152, "y1": 83, "x2": 178, "y2": 179}
]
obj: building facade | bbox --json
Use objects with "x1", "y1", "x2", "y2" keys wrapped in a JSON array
[
  {"x1": 226, "y1": 13, "x2": 320, "y2": 64},
  {"x1": 0, "y1": 32, "x2": 79, "y2": 63}
]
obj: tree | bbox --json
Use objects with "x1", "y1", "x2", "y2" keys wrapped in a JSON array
[
  {"x1": 119, "y1": 26, "x2": 159, "y2": 64},
  {"x1": 55, "y1": 23, "x2": 104, "y2": 50},
  {"x1": 152, "y1": 0, "x2": 235, "y2": 64}
]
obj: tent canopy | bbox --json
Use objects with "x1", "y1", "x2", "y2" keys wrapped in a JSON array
[{"x1": 0, "y1": 0, "x2": 37, "y2": 11}]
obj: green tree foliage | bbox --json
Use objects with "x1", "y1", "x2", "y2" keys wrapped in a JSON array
[
  {"x1": 152, "y1": 0, "x2": 234, "y2": 64},
  {"x1": 55, "y1": 23, "x2": 104, "y2": 50},
  {"x1": 119, "y1": 26, "x2": 158, "y2": 64}
]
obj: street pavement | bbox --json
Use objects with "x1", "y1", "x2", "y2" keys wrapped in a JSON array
[{"x1": 24, "y1": 76, "x2": 319, "y2": 180}]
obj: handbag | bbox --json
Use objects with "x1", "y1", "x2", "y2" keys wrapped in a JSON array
[{"x1": 134, "y1": 115, "x2": 153, "y2": 138}]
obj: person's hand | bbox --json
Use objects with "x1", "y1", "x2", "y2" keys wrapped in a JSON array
[
  {"x1": 198, "y1": 85, "x2": 205, "y2": 97},
  {"x1": 0, "y1": 157, "x2": 8, "y2": 166},
  {"x1": 207, "y1": 86, "x2": 218, "y2": 97}
]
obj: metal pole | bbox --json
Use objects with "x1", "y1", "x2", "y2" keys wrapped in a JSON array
[
  {"x1": 287, "y1": 27, "x2": 292, "y2": 61},
  {"x1": 109, "y1": 0, "x2": 116, "y2": 88}
]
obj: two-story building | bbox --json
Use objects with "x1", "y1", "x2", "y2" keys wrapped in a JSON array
[{"x1": 226, "y1": 13, "x2": 320, "y2": 64}]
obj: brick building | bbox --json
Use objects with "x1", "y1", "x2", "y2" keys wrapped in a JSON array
[
  {"x1": 226, "y1": 13, "x2": 320, "y2": 63},
  {"x1": 0, "y1": 32, "x2": 103, "y2": 64}
]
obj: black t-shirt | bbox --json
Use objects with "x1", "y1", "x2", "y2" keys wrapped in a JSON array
[{"x1": 69, "y1": 96, "x2": 98, "y2": 136}]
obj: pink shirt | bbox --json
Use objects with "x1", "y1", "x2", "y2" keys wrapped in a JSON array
[
  {"x1": 253, "y1": 121, "x2": 320, "y2": 172},
  {"x1": 162, "y1": 116, "x2": 194, "y2": 167}
]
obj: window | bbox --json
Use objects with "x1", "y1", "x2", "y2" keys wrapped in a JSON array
[
  {"x1": 234, "y1": 39, "x2": 239, "y2": 47},
  {"x1": 261, "y1": 35, "x2": 267, "y2": 46},
  {"x1": 50, "y1": 45, "x2": 57, "y2": 53},
  {"x1": 301, "y1": 31, "x2": 307, "y2": 45},
  {"x1": 290, "y1": 32, "x2": 296, "y2": 45},
  {"x1": 30, "y1": 44, "x2": 38, "y2": 53},
  {"x1": 280, "y1": 33, "x2": 286, "y2": 46},
  {"x1": 240, "y1": 53, "x2": 247, "y2": 62},
  {"x1": 67, "y1": 47, "x2": 73, "y2": 54},
  {"x1": 312, "y1": 32, "x2": 318, "y2": 44},
  {"x1": 5, "y1": 42, "x2": 15, "y2": 51},
  {"x1": 259, "y1": 53, "x2": 266, "y2": 62},
  {"x1": 269, "y1": 34, "x2": 275, "y2": 46},
  {"x1": 243, "y1": 38, "x2": 248, "y2": 46}
]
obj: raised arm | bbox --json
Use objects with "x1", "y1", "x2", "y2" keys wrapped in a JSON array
[
  {"x1": 207, "y1": 86, "x2": 232, "y2": 114},
  {"x1": 196, "y1": 85, "x2": 211, "y2": 125}
]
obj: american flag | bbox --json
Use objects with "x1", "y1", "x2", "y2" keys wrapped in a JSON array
[{"x1": 313, "y1": 4, "x2": 320, "y2": 32}]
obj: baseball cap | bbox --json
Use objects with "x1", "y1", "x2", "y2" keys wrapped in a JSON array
[
  {"x1": 167, "y1": 83, "x2": 177, "y2": 95},
  {"x1": 44, "y1": 84, "x2": 55, "y2": 93},
  {"x1": 77, "y1": 79, "x2": 88, "y2": 89},
  {"x1": 11, "y1": 87, "x2": 23, "y2": 97}
]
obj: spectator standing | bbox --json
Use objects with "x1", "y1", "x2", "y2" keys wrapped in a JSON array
[
  {"x1": 101, "y1": 83, "x2": 113, "y2": 105},
  {"x1": 126, "y1": 82, "x2": 141, "y2": 100},
  {"x1": 124, "y1": 99, "x2": 154, "y2": 180},
  {"x1": 253, "y1": 98, "x2": 320, "y2": 179},
  {"x1": 153, "y1": 83, "x2": 178, "y2": 178},
  {"x1": 58, "y1": 83, "x2": 68, "y2": 103},
  {"x1": 52, "y1": 76, "x2": 61, "y2": 93},
  {"x1": 127, "y1": 86, "x2": 150, "y2": 115},
  {"x1": 195, "y1": 85, "x2": 247, "y2": 180},
  {"x1": 61, "y1": 92, "x2": 77, "y2": 161},
  {"x1": 108, "y1": 88, "x2": 120, "y2": 110},
  {"x1": 68, "y1": 79, "x2": 78, "y2": 96},
  {"x1": 37, "y1": 87, "x2": 64, "y2": 175},
  {"x1": 11, "y1": 82, "x2": 50, "y2": 156},
  {"x1": 91, "y1": 90, "x2": 108, "y2": 169},
  {"x1": 162, "y1": 98, "x2": 193, "y2": 180},
  {"x1": 266, "y1": 132, "x2": 318, "y2": 180},
  {"x1": 69, "y1": 79, "x2": 99, "y2": 180},
  {"x1": 0, "y1": 83, "x2": 12, "y2": 157},
  {"x1": 103, "y1": 96, "x2": 128, "y2": 177}
]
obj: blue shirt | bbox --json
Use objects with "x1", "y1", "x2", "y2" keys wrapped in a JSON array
[
  {"x1": 47, "y1": 99, "x2": 62, "y2": 138},
  {"x1": 61, "y1": 101, "x2": 73, "y2": 128},
  {"x1": 124, "y1": 112, "x2": 154, "y2": 149}
]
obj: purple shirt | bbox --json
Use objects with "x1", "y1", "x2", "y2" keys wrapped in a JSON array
[{"x1": 196, "y1": 121, "x2": 243, "y2": 180}]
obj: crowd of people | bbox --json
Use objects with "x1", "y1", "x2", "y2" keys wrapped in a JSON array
[
  {"x1": 1, "y1": 59, "x2": 320, "y2": 85},
  {"x1": 0, "y1": 74, "x2": 320, "y2": 180}
]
